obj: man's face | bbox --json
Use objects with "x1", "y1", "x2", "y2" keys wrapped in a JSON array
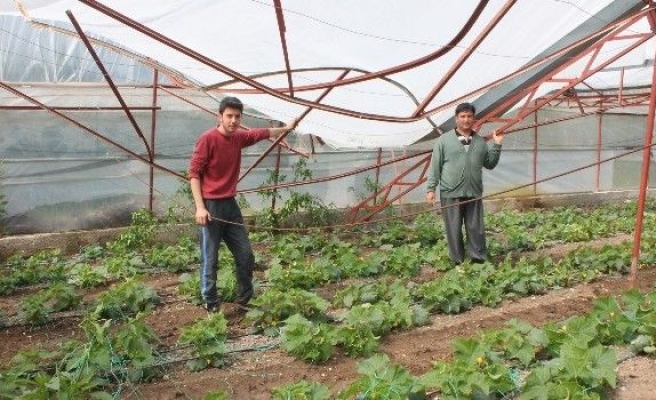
[
  {"x1": 455, "y1": 110, "x2": 475, "y2": 133},
  {"x1": 218, "y1": 106, "x2": 242, "y2": 136}
]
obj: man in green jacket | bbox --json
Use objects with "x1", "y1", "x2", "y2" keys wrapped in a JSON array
[{"x1": 426, "y1": 102, "x2": 504, "y2": 265}]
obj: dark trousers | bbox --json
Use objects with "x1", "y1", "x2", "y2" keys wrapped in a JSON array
[
  {"x1": 199, "y1": 197, "x2": 254, "y2": 306},
  {"x1": 440, "y1": 196, "x2": 486, "y2": 264}
]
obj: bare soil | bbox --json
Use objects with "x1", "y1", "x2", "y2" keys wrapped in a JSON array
[{"x1": 1, "y1": 236, "x2": 655, "y2": 399}]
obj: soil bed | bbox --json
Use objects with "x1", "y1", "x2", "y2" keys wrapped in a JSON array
[{"x1": 1, "y1": 235, "x2": 654, "y2": 399}]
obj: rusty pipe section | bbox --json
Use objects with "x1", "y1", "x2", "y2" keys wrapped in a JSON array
[
  {"x1": 66, "y1": 10, "x2": 153, "y2": 161},
  {"x1": 0, "y1": 80, "x2": 183, "y2": 179},
  {"x1": 413, "y1": 0, "x2": 518, "y2": 116},
  {"x1": 238, "y1": 69, "x2": 351, "y2": 183},
  {"x1": 76, "y1": 0, "x2": 487, "y2": 122}
]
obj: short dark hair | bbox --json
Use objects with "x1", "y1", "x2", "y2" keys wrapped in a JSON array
[
  {"x1": 219, "y1": 96, "x2": 244, "y2": 114},
  {"x1": 455, "y1": 102, "x2": 476, "y2": 116}
]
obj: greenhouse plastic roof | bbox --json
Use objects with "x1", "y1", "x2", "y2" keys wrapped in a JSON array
[{"x1": 1, "y1": 0, "x2": 654, "y2": 148}]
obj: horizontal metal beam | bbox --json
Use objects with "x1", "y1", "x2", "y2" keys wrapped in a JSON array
[{"x1": 0, "y1": 106, "x2": 161, "y2": 111}]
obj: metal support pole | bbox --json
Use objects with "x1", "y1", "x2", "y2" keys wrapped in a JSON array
[
  {"x1": 595, "y1": 100, "x2": 603, "y2": 192},
  {"x1": 149, "y1": 69, "x2": 159, "y2": 211},
  {"x1": 619, "y1": 67, "x2": 625, "y2": 105},
  {"x1": 533, "y1": 104, "x2": 538, "y2": 195},
  {"x1": 272, "y1": 145, "x2": 282, "y2": 214},
  {"x1": 628, "y1": 47, "x2": 656, "y2": 287},
  {"x1": 0, "y1": 81, "x2": 182, "y2": 178},
  {"x1": 374, "y1": 148, "x2": 382, "y2": 205},
  {"x1": 66, "y1": 10, "x2": 153, "y2": 161}
]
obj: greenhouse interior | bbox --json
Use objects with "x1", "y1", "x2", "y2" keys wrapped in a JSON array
[
  {"x1": 0, "y1": 0, "x2": 654, "y2": 234},
  {"x1": 2, "y1": 1, "x2": 656, "y2": 398}
]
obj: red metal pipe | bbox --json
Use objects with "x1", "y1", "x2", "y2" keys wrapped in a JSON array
[
  {"x1": 271, "y1": 145, "x2": 282, "y2": 214},
  {"x1": 629, "y1": 44, "x2": 656, "y2": 287},
  {"x1": 149, "y1": 69, "x2": 159, "y2": 211},
  {"x1": 0, "y1": 81, "x2": 184, "y2": 179},
  {"x1": 350, "y1": 155, "x2": 432, "y2": 222},
  {"x1": 66, "y1": 10, "x2": 153, "y2": 161},
  {"x1": 0, "y1": 106, "x2": 160, "y2": 111},
  {"x1": 533, "y1": 104, "x2": 538, "y2": 196},
  {"x1": 374, "y1": 148, "x2": 383, "y2": 205},
  {"x1": 47, "y1": 2, "x2": 652, "y2": 125},
  {"x1": 239, "y1": 150, "x2": 431, "y2": 194},
  {"x1": 619, "y1": 67, "x2": 625, "y2": 105},
  {"x1": 413, "y1": 0, "x2": 517, "y2": 117},
  {"x1": 595, "y1": 100, "x2": 603, "y2": 192},
  {"x1": 158, "y1": 86, "x2": 217, "y2": 115},
  {"x1": 477, "y1": 26, "x2": 652, "y2": 134},
  {"x1": 157, "y1": 86, "x2": 309, "y2": 158},
  {"x1": 76, "y1": 0, "x2": 487, "y2": 121},
  {"x1": 238, "y1": 70, "x2": 351, "y2": 183},
  {"x1": 273, "y1": 0, "x2": 294, "y2": 97}
]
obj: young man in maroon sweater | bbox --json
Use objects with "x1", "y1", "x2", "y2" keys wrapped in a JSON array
[{"x1": 188, "y1": 97, "x2": 297, "y2": 313}]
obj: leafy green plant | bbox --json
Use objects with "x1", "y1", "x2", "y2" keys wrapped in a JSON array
[
  {"x1": 335, "y1": 325, "x2": 379, "y2": 357},
  {"x1": 7, "y1": 368, "x2": 110, "y2": 400},
  {"x1": 201, "y1": 391, "x2": 229, "y2": 400},
  {"x1": 68, "y1": 262, "x2": 107, "y2": 288},
  {"x1": 102, "y1": 254, "x2": 145, "y2": 279},
  {"x1": 268, "y1": 259, "x2": 332, "y2": 290},
  {"x1": 271, "y1": 381, "x2": 330, "y2": 400},
  {"x1": 110, "y1": 314, "x2": 162, "y2": 382},
  {"x1": 0, "y1": 274, "x2": 18, "y2": 296},
  {"x1": 414, "y1": 270, "x2": 474, "y2": 314},
  {"x1": 144, "y1": 235, "x2": 199, "y2": 272},
  {"x1": 19, "y1": 283, "x2": 82, "y2": 325},
  {"x1": 334, "y1": 249, "x2": 384, "y2": 278},
  {"x1": 73, "y1": 314, "x2": 162, "y2": 385},
  {"x1": 421, "y1": 358, "x2": 515, "y2": 400},
  {"x1": 271, "y1": 380, "x2": 331, "y2": 400},
  {"x1": 245, "y1": 288, "x2": 330, "y2": 335},
  {"x1": 255, "y1": 158, "x2": 335, "y2": 228},
  {"x1": 78, "y1": 245, "x2": 105, "y2": 261},
  {"x1": 178, "y1": 312, "x2": 229, "y2": 371},
  {"x1": 382, "y1": 243, "x2": 425, "y2": 278},
  {"x1": 92, "y1": 279, "x2": 160, "y2": 320},
  {"x1": 348, "y1": 175, "x2": 382, "y2": 202},
  {"x1": 19, "y1": 294, "x2": 51, "y2": 326},
  {"x1": 2, "y1": 249, "x2": 67, "y2": 290},
  {"x1": 45, "y1": 283, "x2": 83, "y2": 313},
  {"x1": 106, "y1": 209, "x2": 158, "y2": 253},
  {"x1": 333, "y1": 279, "x2": 410, "y2": 308},
  {"x1": 1, "y1": 314, "x2": 159, "y2": 398},
  {"x1": 483, "y1": 319, "x2": 550, "y2": 367},
  {"x1": 341, "y1": 297, "x2": 427, "y2": 338},
  {"x1": 338, "y1": 354, "x2": 426, "y2": 400},
  {"x1": 519, "y1": 345, "x2": 616, "y2": 400},
  {"x1": 280, "y1": 314, "x2": 337, "y2": 362},
  {"x1": 177, "y1": 272, "x2": 203, "y2": 305}
]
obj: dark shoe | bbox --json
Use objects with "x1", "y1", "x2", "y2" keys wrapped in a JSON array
[
  {"x1": 236, "y1": 288, "x2": 253, "y2": 306},
  {"x1": 235, "y1": 294, "x2": 253, "y2": 307},
  {"x1": 471, "y1": 258, "x2": 486, "y2": 264},
  {"x1": 205, "y1": 302, "x2": 221, "y2": 313}
]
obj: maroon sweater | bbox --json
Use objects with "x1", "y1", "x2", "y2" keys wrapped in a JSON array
[{"x1": 188, "y1": 127, "x2": 270, "y2": 199}]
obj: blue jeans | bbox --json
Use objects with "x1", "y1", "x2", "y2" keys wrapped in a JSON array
[{"x1": 199, "y1": 197, "x2": 254, "y2": 306}]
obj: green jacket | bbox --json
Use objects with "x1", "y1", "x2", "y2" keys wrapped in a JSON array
[{"x1": 426, "y1": 130, "x2": 502, "y2": 198}]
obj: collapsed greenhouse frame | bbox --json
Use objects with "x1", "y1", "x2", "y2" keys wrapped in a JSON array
[{"x1": 1, "y1": 0, "x2": 656, "y2": 286}]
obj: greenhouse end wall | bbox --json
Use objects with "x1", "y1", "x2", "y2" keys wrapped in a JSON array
[{"x1": 1, "y1": 102, "x2": 655, "y2": 234}]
